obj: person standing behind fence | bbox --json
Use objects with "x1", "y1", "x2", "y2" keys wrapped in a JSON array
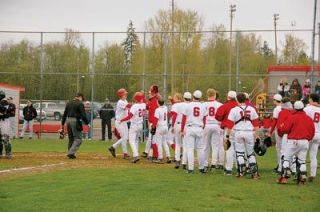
[
  {"x1": 20, "y1": 100, "x2": 37, "y2": 139},
  {"x1": 84, "y1": 101, "x2": 94, "y2": 141},
  {"x1": 61, "y1": 93, "x2": 89, "y2": 159},
  {"x1": 99, "y1": 98, "x2": 115, "y2": 141},
  {"x1": 7, "y1": 97, "x2": 16, "y2": 139}
]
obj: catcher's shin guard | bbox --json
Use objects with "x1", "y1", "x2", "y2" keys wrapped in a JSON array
[
  {"x1": 296, "y1": 157, "x2": 307, "y2": 182},
  {"x1": 236, "y1": 151, "x2": 246, "y2": 176}
]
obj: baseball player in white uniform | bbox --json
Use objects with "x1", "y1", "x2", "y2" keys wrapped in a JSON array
[
  {"x1": 119, "y1": 92, "x2": 146, "y2": 163},
  {"x1": 202, "y1": 88, "x2": 224, "y2": 171},
  {"x1": 181, "y1": 90, "x2": 206, "y2": 174},
  {"x1": 303, "y1": 93, "x2": 320, "y2": 182},
  {"x1": 108, "y1": 88, "x2": 130, "y2": 159},
  {"x1": 0, "y1": 92, "x2": 12, "y2": 159},
  {"x1": 226, "y1": 93, "x2": 260, "y2": 179},
  {"x1": 268, "y1": 94, "x2": 283, "y2": 173},
  {"x1": 152, "y1": 98, "x2": 170, "y2": 163}
]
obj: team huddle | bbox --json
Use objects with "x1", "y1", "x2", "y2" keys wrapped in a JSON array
[{"x1": 106, "y1": 84, "x2": 320, "y2": 185}]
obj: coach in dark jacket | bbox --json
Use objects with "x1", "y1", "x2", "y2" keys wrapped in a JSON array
[
  {"x1": 99, "y1": 98, "x2": 115, "y2": 141},
  {"x1": 20, "y1": 100, "x2": 37, "y2": 139},
  {"x1": 61, "y1": 93, "x2": 89, "y2": 159}
]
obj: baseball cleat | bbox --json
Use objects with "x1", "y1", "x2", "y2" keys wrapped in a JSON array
[
  {"x1": 67, "y1": 154, "x2": 76, "y2": 159},
  {"x1": 141, "y1": 152, "x2": 148, "y2": 158},
  {"x1": 108, "y1": 146, "x2": 116, "y2": 157},
  {"x1": 174, "y1": 161, "x2": 180, "y2": 169},
  {"x1": 123, "y1": 153, "x2": 130, "y2": 160},
  {"x1": 210, "y1": 165, "x2": 217, "y2": 172},
  {"x1": 251, "y1": 173, "x2": 260, "y2": 180},
  {"x1": 308, "y1": 176, "x2": 315, "y2": 182},
  {"x1": 166, "y1": 157, "x2": 172, "y2": 164},
  {"x1": 187, "y1": 170, "x2": 194, "y2": 174},
  {"x1": 224, "y1": 170, "x2": 232, "y2": 176},
  {"x1": 153, "y1": 159, "x2": 165, "y2": 164},
  {"x1": 182, "y1": 164, "x2": 187, "y2": 170},
  {"x1": 132, "y1": 157, "x2": 140, "y2": 163},
  {"x1": 199, "y1": 169, "x2": 207, "y2": 174},
  {"x1": 278, "y1": 176, "x2": 288, "y2": 184},
  {"x1": 296, "y1": 179, "x2": 305, "y2": 185}
]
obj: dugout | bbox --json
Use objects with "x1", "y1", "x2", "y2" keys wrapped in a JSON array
[
  {"x1": 0, "y1": 83, "x2": 25, "y2": 137},
  {"x1": 266, "y1": 65, "x2": 320, "y2": 95}
]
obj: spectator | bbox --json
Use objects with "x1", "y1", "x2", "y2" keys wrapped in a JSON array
[
  {"x1": 84, "y1": 101, "x2": 94, "y2": 140},
  {"x1": 289, "y1": 78, "x2": 302, "y2": 101},
  {"x1": 99, "y1": 98, "x2": 115, "y2": 141},
  {"x1": 20, "y1": 100, "x2": 37, "y2": 139},
  {"x1": 315, "y1": 80, "x2": 320, "y2": 95},
  {"x1": 277, "y1": 78, "x2": 290, "y2": 97},
  {"x1": 302, "y1": 79, "x2": 311, "y2": 103}
]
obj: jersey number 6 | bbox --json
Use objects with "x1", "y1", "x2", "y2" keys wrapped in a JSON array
[{"x1": 193, "y1": 107, "x2": 200, "y2": 117}]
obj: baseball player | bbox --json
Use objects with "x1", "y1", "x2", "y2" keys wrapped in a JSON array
[
  {"x1": 303, "y1": 93, "x2": 320, "y2": 182},
  {"x1": 170, "y1": 93, "x2": 185, "y2": 168},
  {"x1": 276, "y1": 97, "x2": 295, "y2": 175},
  {"x1": 0, "y1": 92, "x2": 12, "y2": 159},
  {"x1": 120, "y1": 92, "x2": 146, "y2": 163},
  {"x1": 152, "y1": 98, "x2": 170, "y2": 163},
  {"x1": 268, "y1": 94, "x2": 283, "y2": 173},
  {"x1": 225, "y1": 93, "x2": 260, "y2": 178},
  {"x1": 108, "y1": 88, "x2": 131, "y2": 160},
  {"x1": 215, "y1": 91, "x2": 238, "y2": 175},
  {"x1": 278, "y1": 101, "x2": 315, "y2": 185},
  {"x1": 7, "y1": 97, "x2": 16, "y2": 138},
  {"x1": 202, "y1": 88, "x2": 224, "y2": 171},
  {"x1": 141, "y1": 85, "x2": 160, "y2": 160},
  {"x1": 180, "y1": 90, "x2": 206, "y2": 174}
]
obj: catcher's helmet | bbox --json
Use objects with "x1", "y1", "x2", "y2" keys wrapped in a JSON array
[
  {"x1": 264, "y1": 136, "x2": 272, "y2": 147},
  {"x1": 0, "y1": 90, "x2": 5, "y2": 101},
  {"x1": 117, "y1": 88, "x2": 128, "y2": 98},
  {"x1": 133, "y1": 91, "x2": 144, "y2": 102},
  {"x1": 254, "y1": 138, "x2": 267, "y2": 156}
]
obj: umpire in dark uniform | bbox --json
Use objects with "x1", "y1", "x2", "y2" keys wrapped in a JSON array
[
  {"x1": 61, "y1": 93, "x2": 89, "y2": 159},
  {"x1": 99, "y1": 98, "x2": 115, "y2": 141}
]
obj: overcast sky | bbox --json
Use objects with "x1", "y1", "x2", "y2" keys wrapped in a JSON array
[{"x1": 0, "y1": 0, "x2": 319, "y2": 56}]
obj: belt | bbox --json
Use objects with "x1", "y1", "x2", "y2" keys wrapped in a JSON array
[
  {"x1": 206, "y1": 122, "x2": 219, "y2": 125},
  {"x1": 187, "y1": 124, "x2": 203, "y2": 128},
  {"x1": 233, "y1": 129, "x2": 254, "y2": 132}
]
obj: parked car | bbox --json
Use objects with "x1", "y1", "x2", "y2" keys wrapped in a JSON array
[
  {"x1": 33, "y1": 102, "x2": 65, "y2": 121},
  {"x1": 19, "y1": 104, "x2": 46, "y2": 123}
]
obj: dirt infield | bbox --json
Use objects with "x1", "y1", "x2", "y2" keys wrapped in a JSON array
[{"x1": 0, "y1": 152, "x2": 164, "y2": 179}]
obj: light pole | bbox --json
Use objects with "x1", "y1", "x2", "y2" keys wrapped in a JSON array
[
  {"x1": 228, "y1": 4, "x2": 236, "y2": 91},
  {"x1": 273, "y1": 14, "x2": 279, "y2": 64},
  {"x1": 171, "y1": 0, "x2": 175, "y2": 94}
]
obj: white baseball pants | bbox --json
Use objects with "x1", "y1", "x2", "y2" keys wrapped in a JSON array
[
  {"x1": 184, "y1": 126, "x2": 204, "y2": 171},
  {"x1": 203, "y1": 124, "x2": 224, "y2": 167},
  {"x1": 112, "y1": 121, "x2": 128, "y2": 154},
  {"x1": 309, "y1": 133, "x2": 320, "y2": 177}
]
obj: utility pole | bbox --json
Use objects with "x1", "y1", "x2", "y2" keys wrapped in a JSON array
[
  {"x1": 310, "y1": 0, "x2": 318, "y2": 89},
  {"x1": 318, "y1": 23, "x2": 320, "y2": 64},
  {"x1": 273, "y1": 14, "x2": 279, "y2": 64},
  {"x1": 228, "y1": 4, "x2": 236, "y2": 91},
  {"x1": 171, "y1": 0, "x2": 175, "y2": 94}
]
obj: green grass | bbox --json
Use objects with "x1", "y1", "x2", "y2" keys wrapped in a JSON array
[{"x1": 0, "y1": 139, "x2": 320, "y2": 211}]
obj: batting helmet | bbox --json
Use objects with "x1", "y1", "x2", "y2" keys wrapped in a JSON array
[
  {"x1": 133, "y1": 91, "x2": 144, "y2": 102},
  {"x1": 254, "y1": 138, "x2": 267, "y2": 156},
  {"x1": 117, "y1": 88, "x2": 128, "y2": 98},
  {"x1": 0, "y1": 90, "x2": 5, "y2": 101},
  {"x1": 149, "y1": 85, "x2": 159, "y2": 95}
]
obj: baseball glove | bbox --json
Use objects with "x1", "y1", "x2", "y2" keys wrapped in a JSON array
[
  {"x1": 223, "y1": 138, "x2": 231, "y2": 151},
  {"x1": 58, "y1": 129, "x2": 65, "y2": 139},
  {"x1": 263, "y1": 136, "x2": 272, "y2": 147}
]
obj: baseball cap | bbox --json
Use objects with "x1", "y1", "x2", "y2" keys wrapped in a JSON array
[
  {"x1": 183, "y1": 92, "x2": 192, "y2": 100},
  {"x1": 273, "y1": 94, "x2": 282, "y2": 102},
  {"x1": 227, "y1": 91, "x2": 237, "y2": 99},
  {"x1": 294, "y1": 101, "x2": 304, "y2": 110},
  {"x1": 244, "y1": 92, "x2": 250, "y2": 99},
  {"x1": 193, "y1": 90, "x2": 202, "y2": 99}
]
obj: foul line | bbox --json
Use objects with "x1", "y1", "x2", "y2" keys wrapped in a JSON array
[{"x1": 0, "y1": 162, "x2": 65, "y2": 173}]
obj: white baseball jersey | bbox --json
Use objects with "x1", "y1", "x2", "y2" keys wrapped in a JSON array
[
  {"x1": 304, "y1": 105, "x2": 320, "y2": 134},
  {"x1": 183, "y1": 101, "x2": 206, "y2": 127},
  {"x1": 171, "y1": 102, "x2": 186, "y2": 123},
  {"x1": 154, "y1": 106, "x2": 168, "y2": 128},
  {"x1": 228, "y1": 105, "x2": 259, "y2": 131},
  {"x1": 129, "y1": 103, "x2": 146, "y2": 125},
  {"x1": 273, "y1": 105, "x2": 282, "y2": 119},
  {"x1": 115, "y1": 99, "x2": 129, "y2": 120},
  {"x1": 203, "y1": 100, "x2": 222, "y2": 125}
]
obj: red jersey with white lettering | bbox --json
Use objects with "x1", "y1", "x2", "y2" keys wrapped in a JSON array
[
  {"x1": 129, "y1": 103, "x2": 146, "y2": 125},
  {"x1": 203, "y1": 100, "x2": 222, "y2": 125},
  {"x1": 154, "y1": 106, "x2": 168, "y2": 128},
  {"x1": 277, "y1": 109, "x2": 293, "y2": 137},
  {"x1": 227, "y1": 105, "x2": 259, "y2": 130},
  {"x1": 304, "y1": 104, "x2": 320, "y2": 134},
  {"x1": 147, "y1": 96, "x2": 159, "y2": 124},
  {"x1": 215, "y1": 100, "x2": 238, "y2": 129}
]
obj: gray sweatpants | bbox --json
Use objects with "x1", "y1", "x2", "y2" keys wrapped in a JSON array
[{"x1": 66, "y1": 118, "x2": 83, "y2": 156}]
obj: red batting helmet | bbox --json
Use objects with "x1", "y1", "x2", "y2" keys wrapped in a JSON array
[
  {"x1": 133, "y1": 92, "x2": 144, "y2": 102},
  {"x1": 149, "y1": 85, "x2": 159, "y2": 95},
  {"x1": 117, "y1": 88, "x2": 128, "y2": 98}
]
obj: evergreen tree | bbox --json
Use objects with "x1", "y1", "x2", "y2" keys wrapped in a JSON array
[{"x1": 122, "y1": 20, "x2": 138, "y2": 73}]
